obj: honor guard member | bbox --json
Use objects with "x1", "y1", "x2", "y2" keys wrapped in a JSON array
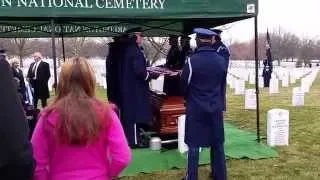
[
  {"x1": 211, "y1": 29, "x2": 230, "y2": 112},
  {"x1": 211, "y1": 29, "x2": 230, "y2": 65},
  {"x1": 262, "y1": 59, "x2": 272, "y2": 87},
  {"x1": 120, "y1": 27, "x2": 158, "y2": 147},
  {"x1": 181, "y1": 28, "x2": 227, "y2": 180}
]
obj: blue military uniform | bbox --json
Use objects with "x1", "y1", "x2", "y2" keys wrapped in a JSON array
[
  {"x1": 181, "y1": 28, "x2": 227, "y2": 180},
  {"x1": 262, "y1": 59, "x2": 272, "y2": 87},
  {"x1": 120, "y1": 34, "x2": 153, "y2": 147},
  {"x1": 212, "y1": 41, "x2": 230, "y2": 67},
  {"x1": 211, "y1": 29, "x2": 230, "y2": 111}
]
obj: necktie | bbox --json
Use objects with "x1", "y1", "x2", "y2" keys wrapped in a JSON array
[{"x1": 32, "y1": 62, "x2": 38, "y2": 79}]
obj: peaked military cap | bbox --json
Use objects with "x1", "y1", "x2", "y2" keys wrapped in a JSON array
[
  {"x1": 193, "y1": 28, "x2": 217, "y2": 39},
  {"x1": 210, "y1": 28, "x2": 223, "y2": 35}
]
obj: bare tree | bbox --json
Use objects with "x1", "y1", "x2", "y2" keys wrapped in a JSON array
[
  {"x1": 283, "y1": 33, "x2": 300, "y2": 62},
  {"x1": 299, "y1": 39, "x2": 317, "y2": 66},
  {"x1": 64, "y1": 37, "x2": 87, "y2": 56},
  {"x1": 11, "y1": 38, "x2": 32, "y2": 67},
  {"x1": 0, "y1": 38, "x2": 15, "y2": 56},
  {"x1": 314, "y1": 40, "x2": 320, "y2": 61},
  {"x1": 98, "y1": 37, "x2": 113, "y2": 47},
  {"x1": 144, "y1": 37, "x2": 169, "y2": 65}
]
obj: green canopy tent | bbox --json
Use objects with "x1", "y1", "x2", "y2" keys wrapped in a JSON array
[
  {"x1": 0, "y1": 0, "x2": 257, "y2": 37},
  {"x1": 0, "y1": 0, "x2": 261, "y2": 141}
]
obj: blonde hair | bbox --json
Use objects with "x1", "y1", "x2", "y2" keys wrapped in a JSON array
[
  {"x1": 56, "y1": 57, "x2": 96, "y2": 99},
  {"x1": 44, "y1": 57, "x2": 110, "y2": 145},
  {"x1": 10, "y1": 57, "x2": 19, "y2": 66}
]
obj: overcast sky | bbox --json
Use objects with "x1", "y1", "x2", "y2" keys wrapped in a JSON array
[{"x1": 220, "y1": 0, "x2": 320, "y2": 43}]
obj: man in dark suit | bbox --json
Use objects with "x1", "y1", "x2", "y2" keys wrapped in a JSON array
[
  {"x1": 0, "y1": 48, "x2": 34, "y2": 180},
  {"x1": 27, "y1": 52, "x2": 50, "y2": 108},
  {"x1": 181, "y1": 28, "x2": 227, "y2": 180}
]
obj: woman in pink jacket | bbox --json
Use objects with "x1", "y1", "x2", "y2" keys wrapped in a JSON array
[{"x1": 31, "y1": 57, "x2": 131, "y2": 180}]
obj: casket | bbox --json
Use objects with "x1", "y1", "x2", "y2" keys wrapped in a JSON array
[{"x1": 151, "y1": 91, "x2": 185, "y2": 135}]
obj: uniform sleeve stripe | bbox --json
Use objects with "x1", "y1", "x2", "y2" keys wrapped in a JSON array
[
  {"x1": 217, "y1": 46, "x2": 222, "y2": 53},
  {"x1": 187, "y1": 57, "x2": 192, "y2": 85}
]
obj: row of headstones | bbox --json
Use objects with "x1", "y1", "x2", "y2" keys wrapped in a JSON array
[
  {"x1": 95, "y1": 66, "x2": 318, "y2": 92},
  {"x1": 244, "y1": 69, "x2": 319, "y2": 109},
  {"x1": 228, "y1": 68, "x2": 315, "y2": 95},
  {"x1": 228, "y1": 67, "x2": 313, "y2": 82},
  {"x1": 46, "y1": 68, "x2": 108, "y2": 91},
  {"x1": 247, "y1": 69, "x2": 317, "y2": 146},
  {"x1": 229, "y1": 67, "x2": 313, "y2": 83}
]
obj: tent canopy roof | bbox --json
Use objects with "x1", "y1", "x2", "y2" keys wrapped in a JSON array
[{"x1": 0, "y1": 0, "x2": 257, "y2": 37}]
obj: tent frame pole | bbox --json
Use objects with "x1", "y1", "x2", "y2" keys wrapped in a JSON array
[
  {"x1": 60, "y1": 24, "x2": 66, "y2": 62},
  {"x1": 51, "y1": 19, "x2": 58, "y2": 93},
  {"x1": 254, "y1": 14, "x2": 260, "y2": 143}
]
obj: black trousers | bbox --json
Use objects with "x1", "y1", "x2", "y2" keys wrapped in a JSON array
[
  {"x1": 186, "y1": 144, "x2": 227, "y2": 180},
  {"x1": 33, "y1": 96, "x2": 47, "y2": 109},
  {"x1": 124, "y1": 122, "x2": 150, "y2": 147},
  {"x1": 0, "y1": 161, "x2": 34, "y2": 180}
]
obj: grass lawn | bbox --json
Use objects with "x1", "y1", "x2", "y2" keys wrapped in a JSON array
[{"x1": 49, "y1": 75, "x2": 320, "y2": 180}]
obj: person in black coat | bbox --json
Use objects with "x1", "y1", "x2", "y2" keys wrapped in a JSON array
[
  {"x1": 27, "y1": 52, "x2": 51, "y2": 108},
  {"x1": 180, "y1": 35, "x2": 193, "y2": 66},
  {"x1": 163, "y1": 35, "x2": 182, "y2": 96},
  {"x1": 106, "y1": 37, "x2": 120, "y2": 105},
  {"x1": 181, "y1": 29, "x2": 227, "y2": 180},
  {"x1": 120, "y1": 28, "x2": 158, "y2": 147},
  {"x1": 0, "y1": 49, "x2": 34, "y2": 180}
]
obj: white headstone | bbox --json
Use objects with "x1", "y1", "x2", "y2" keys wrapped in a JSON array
[
  {"x1": 249, "y1": 73, "x2": 255, "y2": 84},
  {"x1": 281, "y1": 75, "x2": 289, "y2": 87},
  {"x1": 301, "y1": 78, "x2": 310, "y2": 93},
  {"x1": 178, "y1": 115, "x2": 188, "y2": 153},
  {"x1": 290, "y1": 73, "x2": 296, "y2": 84},
  {"x1": 267, "y1": 109, "x2": 289, "y2": 146},
  {"x1": 259, "y1": 76, "x2": 264, "y2": 88},
  {"x1": 245, "y1": 71, "x2": 250, "y2": 81},
  {"x1": 48, "y1": 79, "x2": 54, "y2": 92},
  {"x1": 245, "y1": 89, "x2": 256, "y2": 110},
  {"x1": 292, "y1": 87, "x2": 304, "y2": 106},
  {"x1": 230, "y1": 77, "x2": 236, "y2": 89},
  {"x1": 102, "y1": 79, "x2": 107, "y2": 89},
  {"x1": 226, "y1": 75, "x2": 231, "y2": 87},
  {"x1": 150, "y1": 76, "x2": 164, "y2": 92},
  {"x1": 269, "y1": 78, "x2": 279, "y2": 94},
  {"x1": 234, "y1": 80, "x2": 245, "y2": 95}
]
